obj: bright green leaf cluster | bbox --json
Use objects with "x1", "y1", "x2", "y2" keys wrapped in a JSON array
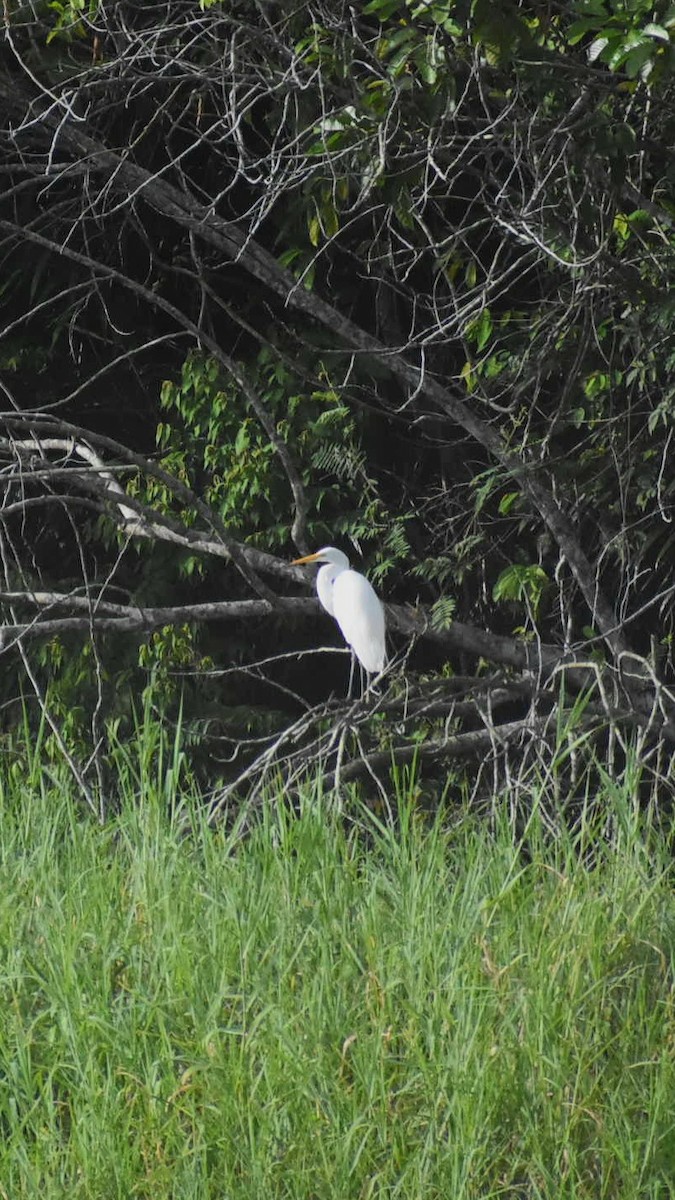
[
  {"x1": 493, "y1": 564, "x2": 549, "y2": 619},
  {"x1": 46, "y1": 0, "x2": 101, "y2": 44},
  {"x1": 569, "y1": 0, "x2": 675, "y2": 80}
]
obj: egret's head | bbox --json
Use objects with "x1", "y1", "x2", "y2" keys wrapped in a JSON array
[{"x1": 291, "y1": 546, "x2": 350, "y2": 570}]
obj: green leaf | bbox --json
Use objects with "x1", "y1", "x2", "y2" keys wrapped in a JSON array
[
  {"x1": 475, "y1": 307, "x2": 492, "y2": 351},
  {"x1": 493, "y1": 564, "x2": 549, "y2": 616},
  {"x1": 380, "y1": 26, "x2": 417, "y2": 52},
  {"x1": 322, "y1": 202, "x2": 339, "y2": 239},
  {"x1": 613, "y1": 213, "x2": 630, "y2": 239},
  {"x1": 416, "y1": 53, "x2": 438, "y2": 85},
  {"x1": 364, "y1": 0, "x2": 402, "y2": 16},
  {"x1": 278, "y1": 247, "x2": 302, "y2": 268},
  {"x1": 498, "y1": 491, "x2": 520, "y2": 515},
  {"x1": 460, "y1": 360, "x2": 475, "y2": 393},
  {"x1": 235, "y1": 424, "x2": 250, "y2": 454},
  {"x1": 642, "y1": 23, "x2": 670, "y2": 42},
  {"x1": 588, "y1": 35, "x2": 609, "y2": 60},
  {"x1": 430, "y1": 595, "x2": 456, "y2": 631},
  {"x1": 568, "y1": 17, "x2": 604, "y2": 44},
  {"x1": 624, "y1": 41, "x2": 655, "y2": 76}
]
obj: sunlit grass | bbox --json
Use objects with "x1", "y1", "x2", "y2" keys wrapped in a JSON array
[{"x1": 0, "y1": 726, "x2": 673, "y2": 1198}]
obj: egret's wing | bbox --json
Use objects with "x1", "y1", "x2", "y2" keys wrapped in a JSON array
[{"x1": 332, "y1": 570, "x2": 386, "y2": 674}]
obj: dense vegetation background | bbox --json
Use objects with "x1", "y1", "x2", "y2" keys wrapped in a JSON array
[
  {"x1": 0, "y1": 0, "x2": 674, "y2": 810},
  {"x1": 1, "y1": 8, "x2": 674, "y2": 1193}
]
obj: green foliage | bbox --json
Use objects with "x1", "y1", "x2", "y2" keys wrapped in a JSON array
[
  {"x1": 45, "y1": 0, "x2": 100, "y2": 44},
  {"x1": 143, "y1": 349, "x2": 361, "y2": 551},
  {"x1": 375, "y1": 16, "x2": 452, "y2": 88},
  {"x1": 569, "y1": 0, "x2": 675, "y2": 80},
  {"x1": 0, "y1": 762, "x2": 672, "y2": 1196},
  {"x1": 430, "y1": 594, "x2": 456, "y2": 630},
  {"x1": 21, "y1": 639, "x2": 127, "y2": 763},
  {"x1": 3, "y1": 0, "x2": 675, "y2": 748},
  {"x1": 137, "y1": 624, "x2": 213, "y2": 703},
  {"x1": 493, "y1": 563, "x2": 549, "y2": 619},
  {"x1": 410, "y1": 553, "x2": 457, "y2": 598},
  {"x1": 470, "y1": 0, "x2": 535, "y2": 65},
  {"x1": 138, "y1": 348, "x2": 410, "y2": 577}
]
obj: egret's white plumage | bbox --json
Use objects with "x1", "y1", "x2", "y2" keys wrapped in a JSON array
[{"x1": 292, "y1": 546, "x2": 386, "y2": 676}]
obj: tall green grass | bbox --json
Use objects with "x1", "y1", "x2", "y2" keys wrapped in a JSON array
[{"x1": 0, "y1": 727, "x2": 673, "y2": 1198}]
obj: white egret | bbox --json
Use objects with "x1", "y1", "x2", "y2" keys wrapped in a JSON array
[{"x1": 292, "y1": 546, "x2": 386, "y2": 685}]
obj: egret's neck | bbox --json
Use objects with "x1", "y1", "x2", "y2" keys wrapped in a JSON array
[{"x1": 317, "y1": 561, "x2": 346, "y2": 616}]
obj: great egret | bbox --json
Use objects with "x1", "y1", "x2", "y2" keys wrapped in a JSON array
[{"x1": 292, "y1": 546, "x2": 386, "y2": 684}]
